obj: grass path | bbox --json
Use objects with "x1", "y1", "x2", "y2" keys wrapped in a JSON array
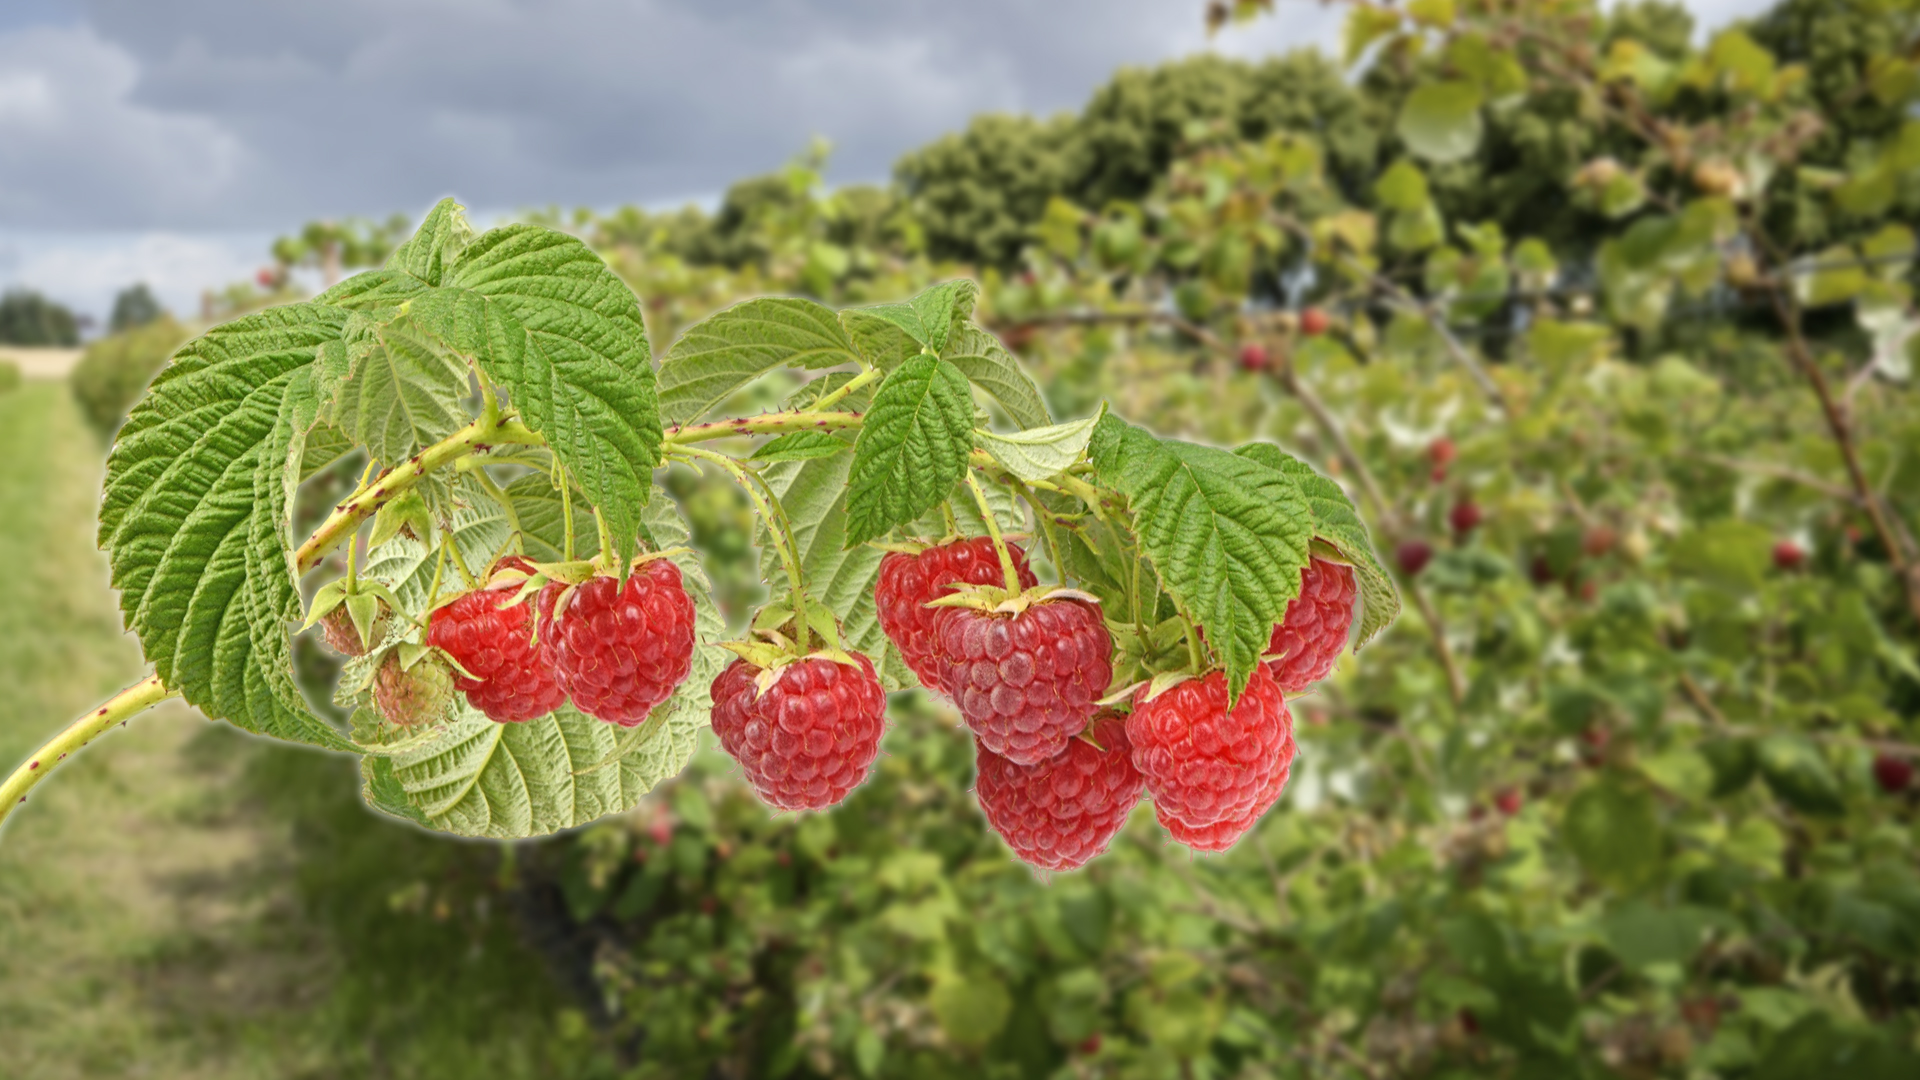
[{"x1": 0, "y1": 381, "x2": 313, "y2": 1079}]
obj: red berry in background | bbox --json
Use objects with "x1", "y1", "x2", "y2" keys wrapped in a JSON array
[
  {"x1": 1428, "y1": 437, "x2": 1457, "y2": 468},
  {"x1": 1773, "y1": 539, "x2": 1806, "y2": 572},
  {"x1": 876, "y1": 539, "x2": 1037, "y2": 691},
  {"x1": 427, "y1": 561, "x2": 566, "y2": 723},
  {"x1": 549, "y1": 558, "x2": 697, "y2": 726},
  {"x1": 256, "y1": 267, "x2": 278, "y2": 289},
  {"x1": 1494, "y1": 787, "x2": 1523, "y2": 816},
  {"x1": 1529, "y1": 554, "x2": 1557, "y2": 585},
  {"x1": 1265, "y1": 556, "x2": 1356, "y2": 691},
  {"x1": 1300, "y1": 307, "x2": 1331, "y2": 336},
  {"x1": 1396, "y1": 540, "x2": 1434, "y2": 577},
  {"x1": 1128, "y1": 665, "x2": 1293, "y2": 839},
  {"x1": 1874, "y1": 754, "x2": 1913, "y2": 794},
  {"x1": 974, "y1": 712, "x2": 1144, "y2": 870},
  {"x1": 1077, "y1": 1034, "x2": 1102, "y2": 1055},
  {"x1": 709, "y1": 651, "x2": 887, "y2": 811},
  {"x1": 1449, "y1": 500, "x2": 1483, "y2": 534},
  {"x1": 934, "y1": 596, "x2": 1113, "y2": 766},
  {"x1": 1582, "y1": 525, "x2": 1618, "y2": 557},
  {"x1": 373, "y1": 651, "x2": 455, "y2": 727},
  {"x1": 1238, "y1": 343, "x2": 1269, "y2": 372}
]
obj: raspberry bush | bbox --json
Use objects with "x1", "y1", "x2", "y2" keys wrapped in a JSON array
[{"x1": 2, "y1": 199, "x2": 1394, "y2": 850}]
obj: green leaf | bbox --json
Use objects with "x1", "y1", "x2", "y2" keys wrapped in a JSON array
[
  {"x1": 384, "y1": 197, "x2": 474, "y2": 287},
  {"x1": 502, "y1": 469, "x2": 599, "y2": 564},
  {"x1": 1090, "y1": 416, "x2": 1314, "y2": 699},
  {"x1": 362, "y1": 476, "x2": 515, "y2": 614},
  {"x1": 1233, "y1": 443, "x2": 1399, "y2": 648},
  {"x1": 100, "y1": 302, "x2": 354, "y2": 750},
  {"x1": 1396, "y1": 80, "x2": 1484, "y2": 164},
  {"x1": 1601, "y1": 902, "x2": 1712, "y2": 972},
  {"x1": 758, "y1": 449, "x2": 911, "y2": 690},
  {"x1": 326, "y1": 310, "x2": 471, "y2": 468},
  {"x1": 976, "y1": 410, "x2": 1102, "y2": 483},
  {"x1": 929, "y1": 972, "x2": 1011, "y2": 1050},
  {"x1": 751, "y1": 430, "x2": 852, "y2": 463},
  {"x1": 845, "y1": 279, "x2": 978, "y2": 354},
  {"x1": 450, "y1": 224, "x2": 660, "y2": 571},
  {"x1": 840, "y1": 308, "x2": 920, "y2": 372},
  {"x1": 1375, "y1": 159, "x2": 1430, "y2": 212},
  {"x1": 1562, "y1": 777, "x2": 1663, "y2": 890},
  {"x1": 658, "y1": 296, "x2": 859, "y2": 426},
  {"x1": 943, "y1": 325, "x2": 1052, "y2": 431},
  {"x1": 1757, "y1": 736, "x2": 1844, "y2": 816},
  {"x1": 844, "y1": 354, "x2": 976, "y2": 546}
]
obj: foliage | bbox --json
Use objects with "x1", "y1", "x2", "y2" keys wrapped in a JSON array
[
  {"x1": 0, "y1": 288, "x2": 80, "y2": 347},
  {"x1": 67, "y1": 315, "x2": 192, "y2": 435}
]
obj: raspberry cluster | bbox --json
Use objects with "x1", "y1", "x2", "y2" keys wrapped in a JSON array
[{"x1": 876, "y1": 538, "x2": 1037, "y2": 689}]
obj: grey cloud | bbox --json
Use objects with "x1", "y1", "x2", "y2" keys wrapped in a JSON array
[{"x1": 4, "y1": 0, "x2": 1340, "y2": 229}]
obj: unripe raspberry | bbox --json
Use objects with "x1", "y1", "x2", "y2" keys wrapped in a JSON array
[
  {"x1": 1127, "y1": 665, "x2": 1294, "y2": 835},
  {"x1": 876, "y1": 538, "x2": 1037, "y2": 690},
  {"x1": 709, "y1": 651, "x2": 887, "y2": 811},
  {"x1": 321, "y1": 605, "x2": 377, "y2": 657},
  {"x1": 973, "y1": 712, "x2": 1144, "y2": 870},
  {"x1": 1265, "y1": 556, "x2": 1355, "y2": 691},
  {"x1": 549, "y1": 559, "x2": 697, "y2": 726},
  {"x1": 427, "y1": 563, "x2": 565, "y2": 723},
  {"x1": 934, "y1": 596, "x2": 1113, "y2": 766},
  {"x1": 373, "y1": 651, "x2": 455, "y2": 727}
]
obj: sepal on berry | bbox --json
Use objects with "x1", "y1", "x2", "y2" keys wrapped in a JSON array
[{"x1": 925, "y1": 582, "x2": 1103, "y2": 615}]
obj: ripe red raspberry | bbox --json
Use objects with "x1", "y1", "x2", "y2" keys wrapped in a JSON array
[
  {"x1": 427, "y1": 567, "x2": 565, "y2": 723},
  {"x1": 1265, "y1": 556, "x2": 1356, "y2": 691},
  {"x1": 549, "y1": 558, "x2": 697, "y2": 726},
  {"x1": 934, "y1": 596, "x2": 1113, "y2": 766},
  {"x1": 1494, "y1": 787, "x2": 1523, "y2": 815},
  {"x1": 974, "y1": 712, "x2": 1144, "y2": 870},
  {"x1": 1450, "y1": 500, "x2": 1483, "y2": 534},
  {"x1": 373, "y1": 651, "x2": 455, "y2": 727},
  {"x1": 1156, "y1": 745, "x2": 1290, "y2": 852},
  {"x1": 876, "y1": 538, "x2": 1037, "y2": 690},
  {"x1": 1773, "y1": 539, "x2": 1806, "y2": 572},
  {"x1": 1127, "y1": 664, "x2": 1294, "y2": 832},
  {"x1": 1238, "y1": 343, "x2": 1269, "y2": 372},
  {"x1": 1396, "y1": 539, "x2": 1433, "y2": 576},
  {"x1": 709, "y1": 651, "x2": 887, "y2": 811},
  {"x1": 1300, "y1": 307, "x2": 1332, "y2": 336}
]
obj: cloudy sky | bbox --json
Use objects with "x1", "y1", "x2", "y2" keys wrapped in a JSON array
[{"x1": 0, "y1": 0, "x2": 1774, "y2": 325}]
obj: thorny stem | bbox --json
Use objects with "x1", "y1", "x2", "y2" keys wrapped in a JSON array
[
  {"x1": 294, "y1": 412, "x2": 543, "y2": 575},
  {"x1": 965, "y1": 471, "x2": 1023, "y2": 593},
  {"x1": 676, "y1": 445, "x2": 812, "y2": 654},
  {"x1": 663, "y1": 410, "x2": 864, "y2": 446},
  {"x1": 1, "y1": 675, "x2": 177, "y2": 833}
]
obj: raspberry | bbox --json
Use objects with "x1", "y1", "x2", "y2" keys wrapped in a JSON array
[
  {"x1": 974, "y1": 711, "x2": 1144, "y2": 870},
  {"x1": 427, "y1": 566, "x2": 566, "y2": 723},
  {"x1": 876, "y1": 538, "x2": 1037, "y2": 690},
  {"x1": 1156, "y1": 748, "x2": 1289, "y2": 852},
  {"x1": 710, "y1": 651, "x2": 888, "y2": 811},
  {"x1": 1127, "y1": 664, "x2": 1294, "y2": 832},
  {"x1": 321, "y1": 605, "x2": 372, "y2": 657},
  {"x1": 933, "y1": 596, "x2": 1112, "y2": 766},
  {"x1": 1264, "y1": 556, "x2": 1356, "y2": 692},
  {"x1": 549, "y1": 558, "x2": 697, "y2": 726},
  {"x1": 373, "y1": 650, "x2": 455, "y2": 727},
  {"x1": 1874, "y1": 754, "x2": 1913, "y2": 794}
]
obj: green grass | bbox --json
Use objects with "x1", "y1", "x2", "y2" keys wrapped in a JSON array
[{"x1": 0, "y1": 379, "x2": 607, "y2": 1079}]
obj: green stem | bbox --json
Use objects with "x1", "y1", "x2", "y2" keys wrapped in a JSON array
[
  {"x1": 467, "y1": 464, "x2": 525, "y2": 556},
  {"x1": 1, "y1": 675, "x2": 178, "y2": 833},
  {"x1": 804, "y1": 367, "x2": 882, "y2": 413},
  {"x1": 592, "y1": 505, "x2": 615, "y2": 570},
  {"x1": 1013, "y1": 479, "x2": 1065, "y2": 585},
  {"x1": 556, "y1": 459, "x2": 576, "y2": 562},
  {"x1": 675, "y1": 445, "x2": 813, "y2": 654},
  {"x1": 346, "y1": 530, "x2": 360, "y2": 592},
  {"x1": 294, "y1": 413, "x2": 543, "y2": 574},
  {"x1": 663, "y1": 410, "x2": 864, "y2": 446},
  {"x1": 424, "y1": 540, "x2": 450, "y2": 615},
  {"x1": 444, "y1": 530, "x2": 480, "y2": 591},
  {"x1": 965, "y1": 471, "x2": 1023, "y2": 593},
  {"x1": 940, "y1": 500, "x2": 960, "y2": 538}
]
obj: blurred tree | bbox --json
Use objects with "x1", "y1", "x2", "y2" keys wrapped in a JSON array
[
  {"x1": 106, "y1": 283, "x2": 164, "y2": 334},
  {"x1": 271, "y1": 214, "x2": 412, "y2": 285},
  {"x1": 0, "y1": 289, "x2": 80, "y2": 346}
]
